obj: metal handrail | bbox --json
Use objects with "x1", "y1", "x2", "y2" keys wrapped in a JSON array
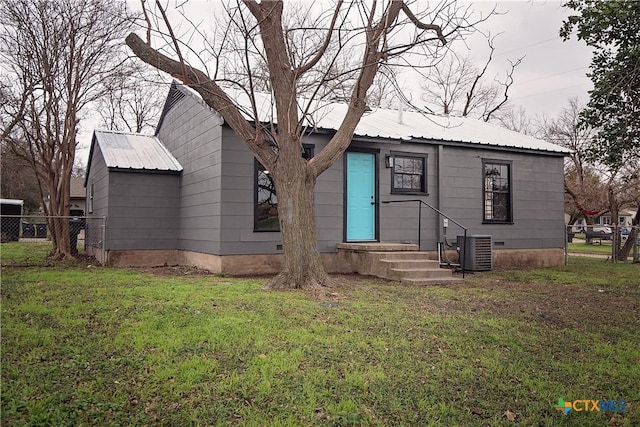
[{"x1": 381, "y1": 199, "x2": 467, "y2": 277}]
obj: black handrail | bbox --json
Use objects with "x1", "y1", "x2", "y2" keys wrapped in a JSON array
[{"x1": 381, "y1": 199, "x2": 467, "y2": 277}]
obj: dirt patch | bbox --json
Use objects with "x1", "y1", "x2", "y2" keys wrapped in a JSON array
[
  {"x1": 418, "y1": 278, "x2": 639, "y2": 330},
  {"x1": 142, "y1": 265, "x2": 216, "y2": 276}
]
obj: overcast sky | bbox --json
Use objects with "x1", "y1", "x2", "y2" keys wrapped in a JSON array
[
  {"x1": 77, "y1": 0, "x2": 594, "y2": 164},
  {"x1": 459, "y1": 0, "x2": 593, "y2": 117}
]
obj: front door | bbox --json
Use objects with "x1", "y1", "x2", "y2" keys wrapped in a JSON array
[{"x1": 346, "y1": 152, "x2": 376, "y2": 241}]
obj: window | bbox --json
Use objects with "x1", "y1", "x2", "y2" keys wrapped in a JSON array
[
  {"x1": 88, "y1": 182, "x2": 94, "y2": 214},
  {"x1": 391, "y1": 153, "x2": 427, "y2": 194},
  {"x1": 483, "y1": 160, "x2": 512, "y2": 223},
  {"x1": 254, "y1": 145, "x2": 314, "y2": 231}
]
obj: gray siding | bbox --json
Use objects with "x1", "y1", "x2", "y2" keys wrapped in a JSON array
[
  {"x1": 85, "y1": 143, "x2": 109, "y2": 247},
  {"x1": 219, "y1": 130, "x2": 344, "y2": 255},
  {"x1": 376, "y1": 142, "x2": 439, "y2": 248},
  {"x1": 216, "y1": 133, "x2": 565, "y2": 255},
  {"x1": 106, "y1": 172, "x2": 180, "y2": 250},
  {"x1": 156, "y1": 93, "x2": 223, "y2": 254},
  {"x1": 440, "y1": 146, "x2": 565, "y2": 249}
]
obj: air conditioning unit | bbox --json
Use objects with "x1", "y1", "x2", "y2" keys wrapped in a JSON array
[{"x1": 457, "y1": 235, "x2": 492, "y2": 272}]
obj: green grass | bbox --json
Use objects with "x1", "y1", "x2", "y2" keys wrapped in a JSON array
[
  {"x1": 568, "y1": 241, "x2": 613, "y2": 255},
  {"x1": 1, "y1": 258, "x2": 638, "y2": 426},
  {"x1": 1, "y1": 242, "x2": 51, "y2": 266},
  {"x1": 496, "y1": 255, "x2": 639, "y2": 287}
]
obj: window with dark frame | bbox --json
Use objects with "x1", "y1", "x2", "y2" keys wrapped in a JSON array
[
  {"x1": 483, "y1": 160, "x2": 512, "y2": 223},
  {"x1": 254, "y1": 145, "x2": 314, "y2": 232},
  {"x1": 391, "y1": 153, "x2": 427, "y2": 194}
]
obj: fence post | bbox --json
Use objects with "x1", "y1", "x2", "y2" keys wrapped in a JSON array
[
  {"x1": 634, "y1": 226, "x2": 639, "y2": 264},
  {"x1": 101, "y1": 215, "x2": 107, "y2": 266},
  {"x1": 611, "y1": 224, "x2": 617, "y2": 263},
  {"x1": 564, "y1": 225, "x2": 569, "y2": 266}
]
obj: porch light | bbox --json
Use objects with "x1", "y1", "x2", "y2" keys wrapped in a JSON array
[{"x1": 385, "y1": 155, "x2": 394, "y2": 168}]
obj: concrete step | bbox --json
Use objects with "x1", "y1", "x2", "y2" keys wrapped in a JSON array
[
  {"x1": 379, "y1": 259, "x2": 440, "y2": 269},
  {"x1": 389, "y1": 268, "x2": 454, "y2": 279},
  {"x1": 336, "y1": 245, "x2": 462, "y2": 284},
  {"x1": 369, "y1": 251, "x2": 436, "y2": 260},
  {"x1": 401, "y1": 277, "x2": 464, "y2": 286},
  {"x1": 337, "y1": 243, "x2": 418, "y2": 251}
]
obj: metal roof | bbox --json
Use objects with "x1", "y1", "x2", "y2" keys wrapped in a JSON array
[
  {"x1": 93, "y1": 130, "x2": 183, "y2": 172},
  {"x1": 175, "y1": 83, "x2": 569, "y2": 155},
  {"x1": 0, "y1": 198, "x2": 23, "y2": 205}
]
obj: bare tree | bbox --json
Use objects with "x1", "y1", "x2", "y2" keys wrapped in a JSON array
[
  {"x1": 421, "y1": 37, "x2": 523, "y2": 122},
  {"x1": 0, "y1": 0, "x2": 134, "y2": 258},
  {"x1": 126, "y1": 0, "x2": 486, "y2": 289},
  {"x1": 497, "y1": 105, "x2": 536, "y2": 135},
  {"x1": 0, "y1": 75, "x2": 34, "y2": 143},
  {"x1": 543, "y1": 97, "x2": 640, "y2": 260},
  {"x1": 0, "y1": 142, "x2": 41, "y2": 212},
  {"x1": 541, "y1": 98, "x2": 607, "y2": 231},
  {"x1": 96, "y1": 65, "x2": 166, "y2": 133},
  {"x1": 603, "y1": 164, "x2": 640, "y2": 261}
]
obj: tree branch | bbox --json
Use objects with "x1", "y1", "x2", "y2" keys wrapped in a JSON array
[
  {"x1": 155, "y1": 0, "x2": 189, "y2": 84},
  {"x1": 463, "y1": 37, "x2": 495, "y2": 117},
  {"x1": 125, "y1": 32, "x2": 277, "y2": 168},
  {"x1": 483, "y1": 56, "x2": 523, "y2": 122},
  {"x1": 400, "y1": 2, "x2": 447, "y2": 46},
  {"x1": 294, "y1": 0, "x2": 344, "y2": 77}
]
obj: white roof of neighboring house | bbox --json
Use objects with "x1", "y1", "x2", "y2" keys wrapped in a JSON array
[
  {"x1": 174, "y1": 83, "x2": 570, "y2": 155},
  {"x1": 0, "y1": 198, "x2": 23, "y2": 205},
  {"x1": 91, "y1": 130, "x2": 183, "y2": 173}
]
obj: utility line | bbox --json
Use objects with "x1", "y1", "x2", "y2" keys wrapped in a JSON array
[{"x1": 512, "y1": 67, "x2": 589, "y2": 86}]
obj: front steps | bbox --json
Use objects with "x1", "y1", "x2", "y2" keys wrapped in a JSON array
[{"x1": 336, "y1": 243, "x2": 462, "y2": 285}]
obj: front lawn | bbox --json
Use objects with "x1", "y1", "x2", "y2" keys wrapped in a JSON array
[
  {"x1": 1, "y1": 258, "x2": 638, "y2": 426},
  {"x1": 568, "y1": 241, "x2": 613, "y2": 255}
]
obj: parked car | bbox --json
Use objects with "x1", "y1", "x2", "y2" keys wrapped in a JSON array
[{"x1": 592, "y1": 225, "x2": 612, "y2": 234}]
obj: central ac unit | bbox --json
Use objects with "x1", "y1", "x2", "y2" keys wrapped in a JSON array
[{"x1": 457, "y1": 235, "x2": 492, "y2": 272}]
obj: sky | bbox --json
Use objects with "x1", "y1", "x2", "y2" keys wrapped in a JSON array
[
  {"x1": 459, "y1": 0, "x2": 593, "y2": 118},
  {"x1": 77, "y1": 0, "x2": 594, "y2": 164}
]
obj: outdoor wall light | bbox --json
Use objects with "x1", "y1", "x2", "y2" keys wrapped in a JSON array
[{"x1": 385, "y1": 155, "x2": 394, "y2": 168}]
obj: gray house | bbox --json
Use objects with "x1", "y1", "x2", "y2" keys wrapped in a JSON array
[{"x1": 85, "y1": 82, "x2": 569, "y2": 274}]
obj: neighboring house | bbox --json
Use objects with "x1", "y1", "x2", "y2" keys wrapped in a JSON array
[
  {"x1": 569, "y1": 208, "x2": 639, "y2": 232},
  {"x1": 598, "y1": 209, "x2": 638, "y2": 228},
  {"x1": 70, "y1": 177, "x2": 86, "y2": 215},
  {"x1": 85, "y1": 82, "x2": 569, "y2": 273}
]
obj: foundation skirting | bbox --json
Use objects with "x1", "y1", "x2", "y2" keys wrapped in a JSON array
[{"x1": 103, "y1": 247, "x2": 565, "y2": 275}]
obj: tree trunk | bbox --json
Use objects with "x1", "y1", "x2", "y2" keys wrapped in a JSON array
[
  {"x1": 584, "y1": 215, "x2": 596, "y2": 244},
  {"x1": 608, "y1": 186, "x2": 620, "y2": 261},
  {"x1": 45, "y1": 166, "x2": 73, "y2": 259},
  {"x1": 617, "y1": 205, "x2": 640, "y2": 261},
  {"x1": 266, "y1": 163, "x2": 335, "y2": 290}
]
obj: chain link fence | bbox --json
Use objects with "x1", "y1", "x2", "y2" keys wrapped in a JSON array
[
  {"x1": 0, "y1": 215, "x2": 106, "y2": 265},
  {"x1": 566, "y1": 224, "x2": 640, "y2": 263}
]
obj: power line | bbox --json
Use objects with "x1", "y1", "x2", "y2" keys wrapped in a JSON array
[
  {"x1": 513, "y1": 67, "x2": 590, "y2": 86},
  {"x1": 510, "y1": 82, "x2": 592, "y2": 101},
  {"x1": 493, "y1": 36, "x2": 560, "y2": 57}
]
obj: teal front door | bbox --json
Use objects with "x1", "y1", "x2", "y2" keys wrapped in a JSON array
[{"x1": 346, "y1": 152, "x2": 376, "y2": 241}]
